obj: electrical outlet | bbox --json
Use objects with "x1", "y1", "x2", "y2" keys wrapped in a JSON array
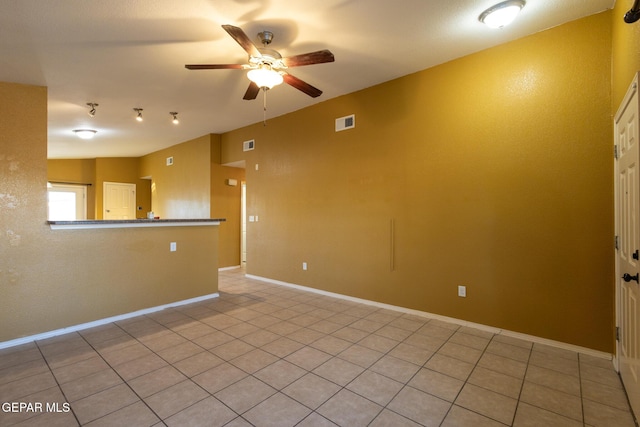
[
  {"x1": 458, "y1": 285, "x2": 466, "y2": 298},
  {"x1": 302, "y1": 262, "x2": 307, "y2": 270},
  {"x1": 170, "y1": 242, "x2": 177, "y2": 252}
]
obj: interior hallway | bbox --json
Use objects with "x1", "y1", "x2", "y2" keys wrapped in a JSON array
[{"x1": 0, "y1": 268, "x2": 635, "y2": 426}]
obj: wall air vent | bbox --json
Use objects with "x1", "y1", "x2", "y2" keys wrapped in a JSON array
[
  {"x1": 243, "y1": 139, "x2": 255, "y2": 151},
  {"x1": 335, "y1": 114, "x2": 355, "y2": 132}
]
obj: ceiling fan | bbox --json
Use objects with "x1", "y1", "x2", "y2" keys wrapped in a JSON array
[{"x1": 185, "y1": 25, "x2": 335, "y2": 100}]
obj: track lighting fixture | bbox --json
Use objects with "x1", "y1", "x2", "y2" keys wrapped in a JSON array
[
  {"x1": 134, "y1": 108, "x2": 143, "y2": 122},
  {"x1": 73, "y1": 129, "x2": 97, "y2": 140},
  {"x1": 86, "y1": 102, "x2": 98, "y2": 117},
  {"x1": 170, "y1": 112, "x2": 179, "y2": 124}
]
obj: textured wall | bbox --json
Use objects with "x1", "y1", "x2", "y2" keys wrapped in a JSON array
[{"x1": 222, "y1": 12, "x2": 614, "y2": 352}]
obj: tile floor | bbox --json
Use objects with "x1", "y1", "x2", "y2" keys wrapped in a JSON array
[{"x1": 0, "y1": 268, "x2": 637, "y2": 426}]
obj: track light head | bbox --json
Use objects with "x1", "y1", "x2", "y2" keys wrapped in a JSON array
[
  {"x1": 133, "y1": 108, "x2": 143, "y2": 122},
  {"x1": 170, "y1": 112, "x2": 179, "y2": 124},
  {"x1": 87, "y1": 102, "x2": 98, "y2": 118}
]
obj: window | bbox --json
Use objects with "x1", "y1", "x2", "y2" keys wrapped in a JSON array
[{"x1": 47, "y1": 183, "x2": 87, "y2": 220}]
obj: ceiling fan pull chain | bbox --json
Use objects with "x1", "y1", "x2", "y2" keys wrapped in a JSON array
[{"x1": 263, "y1": 88, "x2": 267, "y2": 126}]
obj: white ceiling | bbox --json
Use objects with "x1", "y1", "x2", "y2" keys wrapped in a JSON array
[{"x1": 0, "y1": 0, "x2": 614, "y2": 159}]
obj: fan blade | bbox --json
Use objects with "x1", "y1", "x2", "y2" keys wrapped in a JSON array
[
  {"x1": 282, "y1": 50, "x2": 335, "y2": 67},
  {"x1": 185, "y1": 64, "x2": 244, "y2": 70},
  {"x1": 283, "y1": 74, "x2": 323, "y2": 98},
  {"x1": 222, "y1": 24, "x2": 261, "y2": 58},
  {"x1": 243, "y1": 82, "x2": 260, "y2": 100}
]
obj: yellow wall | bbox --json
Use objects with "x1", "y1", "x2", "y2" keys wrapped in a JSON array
[
  {"x1": 222, "y1": 12, "x2": 614, "y2": 352},
  {"x1": 140, "y1": 135, "x2": 211, "y2": 219},
  {"x1": 0, "y1": 81, "x2": 220, "y2": 343},
  {"x1": 613, "y1": 1, "x2": 640, "y2": 107}
]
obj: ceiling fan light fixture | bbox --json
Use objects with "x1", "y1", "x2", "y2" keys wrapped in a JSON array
[
  {"x1": 170, "y1": 112, "x2": 179, "y2": 124},
  {"x1": 73, "y1": 129, "x2": 97, "y2": 140},
  {"x1": 247, "y1": 66, "x2": 283, "y2": 90},
  {"x1": 479, "y1": 0, "x2": 525, "y2": 28},
  {"x1": 134, "y1": 108, "x2": 143, "y2": 122}
]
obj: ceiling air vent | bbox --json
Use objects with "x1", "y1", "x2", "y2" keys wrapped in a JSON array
[
  {"x1": 335, "y1": 114, "x2": 355, "y2": 132},
  {"x1": 243, "y1": 139, "x2": 255, "y2": 151}
]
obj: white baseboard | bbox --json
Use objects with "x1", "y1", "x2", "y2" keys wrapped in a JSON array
[
  {"x1": 0, "y1": 293, "x2": 219, "y2": 350},
  {"x1": 246, "y1": 274, "x2": 613, "y2": 362},
  {"x1": 219, "y1": 265, "x2": 242, "y2": 271}
]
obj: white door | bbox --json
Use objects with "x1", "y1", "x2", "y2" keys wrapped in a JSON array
[
  {"x1": 616, "y1": 72, "x2": 640, "y2": 418},
  {"x1": 104, "y1": 182, "x2": 136, "y2": 219}
]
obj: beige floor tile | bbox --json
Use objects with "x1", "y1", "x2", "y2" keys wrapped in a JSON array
[
  {"x1": 254, "y1": 359, "x2": 306, "y2": 389},
  {"x1": 210, "y1": 339, "x2": 255, "y2": 360},
  {"x1": 438, "y1": 341, "x2": 483, "y2": 364},
  {"x1": 415, "y1": 322, "x2": 457, "y2": 340},
  {"x1": 468, "y1": 366, "x2": 523, "y2": 399},
  {"x1": 243, "y1": 392, "x2": 311, "y2": 427},
  {"x1": 10, "y1": 410, "x2": 79, "y2": 427},
  {"x1": 192, "y1": 362, "x2": 248, "y2": 394},
  {"x1": 60, "y1": 368, "x2": 123, "y2": 402},
  {"x1": 486, "y1": 340, "x2": 531, "y2": 362},
  {"x1": 191, "y1": 330, "x2": 235, "y2": 349},
  {"x1": 296, "y1": 412, "x2": 340, "y2": 427},
  {"x1": 369, "y1": 355, "x2": 420, "y2": 383},
  {"x1": 156, "y1": 341, "x2": 204, "y2": 364},
  {"x1": 388, "y1": 342, "x2": 434, "y2": 366},
  {"x1": 84, "y1": 401, "x2": 159, "y2": 427},
  {"x1": 164, "y1": 396, "x2": 237, "y2": 427},
  {"x1": 260, "y1": 336, "x2": 305, "y2": 358},
  {"x1": 408, "y1": 367, "x2": 464, "y2": 402},
  {"x1": 42, "y1": 345, "x2": 98, "y2": 370},
  {"x1": 337, "y1": 344, "x2": 384, "y2": 368},
  {"x1": 442, "y1": 404, "x2": 509, "y2": 427},
  {"x1": 478, "y1": 352, "x2": 528, "y2": 379},
  {"x1": 425, "y1": 353, "x2": 475, "y2": 381},
  {"x1": 528, "y1": 351, "x2": 579, "y2": 377},
  {"x1": 388, "y1": 316, "x2": 427, "y2": 332},
  {"x1": 525, "y1": 364, "x2": 580, "y2": 396},
  {"x1": 173, "y1": 350, "x2": 224, "y2": 377},
  {"x1": 229, "y1": 348, "x2": 278, "y2": 373},
  {"x1": 583, "y1": 398, "x2": 636, "y2": 427},
  {"x1": 331, "y1": 326, "x2": 370, "y2": 343},
  {"x1": 71, "y1": 383, "x2": 139, "y2": 425},
  {"x1": 239, "y1": 329, "x2": 280, "y2": 347},
  {"x1": 308, "y1": 319, "x2": 343, "y2": 334},
  {"x1": 145, "y1": 379, "x2": 209, "y2": 419},
  {"x1": 286, "y1": 327, "x2": 325, "y2": 345},
  {"x1": 404, "y1": 333, "x2": 448, "y2": 351},
  {"x1": 357, "y1": 334, "x2": 399, "y2": 353},
  {"x1": 127, "y1": 365, "x2": 187, "y2": 398},
  {"x1": 455, "y1": 383, "x2": 518, "y2": 425},
  {"x1": 285, "y1": 346, "x2": 333, "y2": 371},
  {"x1": 313, "y1": 357, "x2": 365, "y2": 386},
  {"x1": 214, "y1": 376, "x2": 276, "y2": 414},
  {"x1": 99, "y1": 342, "x2": 154, "y2": 367},
  {"x1": 0, "y1": 371, "x2": 57, "y2": 402},
  {"x1": 369, "y1": 408, "x2": 421, "y2": 426},
  {"x1": 282, "y1": 373, "x2": 341, "y2": 409},
  {"x1": 0, "y1": 344, "x2": 42, "y2": 371},
  {"x1": 579, "y1": 353, "x2": 614, "y2": 370},
  {"x1": 317, "y1": 388, "x2": 383, "y2": 427},
  {"x1": 139, "y1": 331, "x2": 188, "y2": 352},
  {"x1": 51, "y1": 356, "x2": 110, "y2": 384},
  {"x1": 375, "y1": 325, "x2": 413, "y2": 341},
  {"x1": 513, "y1": 402, "x2": 583, "y2": 427},
  {"x1": 0, "y1": 358, "x2": 49, "y2": 386},
  {"x1": 580, "y1": 362, "x2": 625, "y2": 388},
  {"x1": 582, "y1": 378, "x2": 633, "y2": 411},
  {"x1": 347, "y1": 370, "x2": 404, "y2": 405},
  {"x1": 449, "y1": 331, "x2": 492, "y2": 350},
  {"x1": 519, "y1": 382, "x2": 583, "y2": 422},
  {"x1": 493, "y1": 334, "x2": 534, "y2": 350},
  {"x1": 350, "y1": 318, "x2": 385, "y2": 333},
  {"x1": 387, "y1": 385, "x2": 451, "y2": 425},
  {"x1": 310, "y1": 335, "x2": 352, "y2": 355},
  {"x1": 113, "y1": 353, "x2": 168, "y2": 381}
]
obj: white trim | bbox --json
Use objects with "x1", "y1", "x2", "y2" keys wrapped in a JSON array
[
  {"x1": 219, "y1": 265, "x2": 242, "y2": 271},
  {"x1": 0, "y1": 293, "x2": 219, "y2": 350},
  {"x1": 49, "y1": 220, "x2": 221, "y2": 230},
  {"x1": 246, "y1": 274, "x2": 613, "y2": 362}
]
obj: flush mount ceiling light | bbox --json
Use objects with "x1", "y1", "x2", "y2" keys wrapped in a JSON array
[
  {"x1": 133, "y1": 108, "x2": 143, "y2": 122},
  {"x1": 86, "y1": 102, "x2": 98, "y2": 117},
  {"x1": 170, "y1": 112, "x2": 179, "y2": 124},
  {"x1": 73, "y1": 129, "x2": 97, "y2": 140},
  {"x1": 479, "y1": 0, "x2": 526, "y2": 28}
]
